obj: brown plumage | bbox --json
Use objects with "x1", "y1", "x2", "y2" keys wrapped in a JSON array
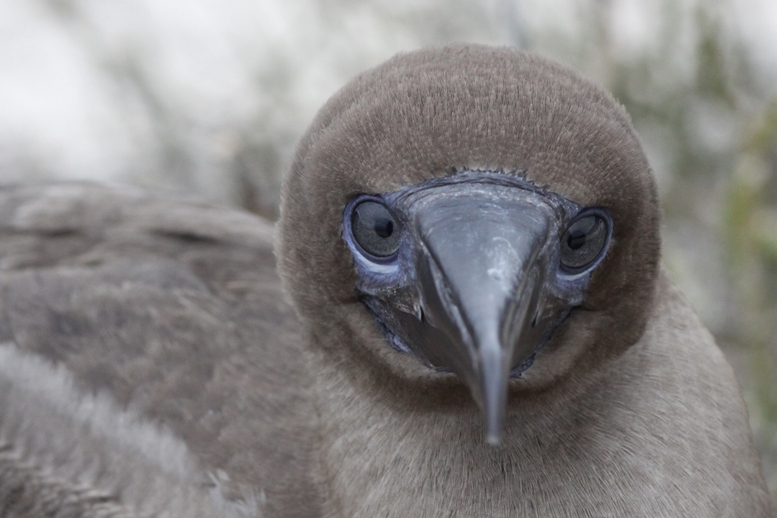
[{"x1": 1, "y1": 45, "x2": 775, "y2": 517}]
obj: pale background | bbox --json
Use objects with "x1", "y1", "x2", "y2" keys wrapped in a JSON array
[{"x1": 1, "y1": 0, "x2": 775, "y2": 497}]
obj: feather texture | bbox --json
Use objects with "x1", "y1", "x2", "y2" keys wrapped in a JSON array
[{"x1": 1, "y1": 45, "x2": 775, "y2": 517}]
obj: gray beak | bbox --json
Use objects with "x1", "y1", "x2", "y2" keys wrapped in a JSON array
[{"x1": 397, "y1": 182, "x2": 565, "y2": 445}]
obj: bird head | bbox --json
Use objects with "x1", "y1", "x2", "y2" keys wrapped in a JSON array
[{"x1": 277, "y1": 44, "x2": 660, "y2": 444}]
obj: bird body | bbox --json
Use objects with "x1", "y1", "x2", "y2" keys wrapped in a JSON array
[
  {"x1": 0, "y1": 184, "x2": 317, "y2": 517},
  {"x1": 1, "y1": 45, "x2": 775, "y2": 517}
]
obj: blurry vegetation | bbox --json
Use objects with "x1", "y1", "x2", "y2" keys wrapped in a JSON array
[
  {"x1": 727, "y1": 99, "x2": 777, "y2": 495},
  {"x1": 1, "y1": 0, "x2": 775, "y2": 498}
]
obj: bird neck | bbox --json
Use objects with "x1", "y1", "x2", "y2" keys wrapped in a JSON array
[{"x1": 302, "y1": 320, "x2": 610, "y2": 516}]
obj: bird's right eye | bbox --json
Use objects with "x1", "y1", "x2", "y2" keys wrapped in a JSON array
[{"x1": 350, "y1": 200, "x2": 401, "y2": 260}]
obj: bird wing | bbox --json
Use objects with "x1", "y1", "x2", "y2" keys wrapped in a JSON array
[{"x1": 0, "y1": 183, "x2": 319, "y2": 517}]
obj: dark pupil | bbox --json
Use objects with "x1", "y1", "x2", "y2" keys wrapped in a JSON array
[
  {"x1": 352, "y1": 200, "x2": 401, "y2": 258},
  {"x1": 375, "y1": 218, "x2": 394, "y2": 238},
  {"x1": 567, "y1": 230, "x2": 586, "y2": 250}
]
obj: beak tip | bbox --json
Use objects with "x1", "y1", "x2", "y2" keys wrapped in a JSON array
[
  {"x1": 484, "y1": 408, "x2": 505, "y2": 446},
  {"x1": 486, "y1": 432, "x2": 502, "y2": 447},
  {"x1": 478, "y1": 345, "x2": 508, "y2": 448}
]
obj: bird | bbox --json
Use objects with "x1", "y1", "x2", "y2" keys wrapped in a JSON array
[{"x1": 1, "y1": 44, "x2": 775, "y2": 517}]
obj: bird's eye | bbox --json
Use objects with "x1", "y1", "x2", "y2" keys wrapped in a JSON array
[
  {"x1": 559, "y1": 210, "x2": 611, "y2": 276},
  {"x1": 350, "y1": 200, "x2": 401, "y2": 259}
]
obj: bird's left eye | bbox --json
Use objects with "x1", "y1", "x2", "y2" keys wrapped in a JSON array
[
  {"x1": 350, "y1": 199, "x2": 401, "y2": 260},
  {"x1": 559, "y1": 210, "x2": 611, "y2": 276}
]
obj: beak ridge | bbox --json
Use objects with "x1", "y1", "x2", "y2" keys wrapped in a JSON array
[{"x1": 407, "y1": 184, "x2": 558, "y2": 444}]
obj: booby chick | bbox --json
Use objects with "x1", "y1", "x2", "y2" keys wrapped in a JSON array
[
  {"x1": 0, "y1": 45, "x2": 774, "y2": 517},
  {"x1": 277, "y1": 44, "x2": 776, "y2": 516}
]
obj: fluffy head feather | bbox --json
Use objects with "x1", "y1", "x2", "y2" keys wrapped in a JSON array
[{"x1": 278, "y1": 44, "x2": 660, "y2": 390}]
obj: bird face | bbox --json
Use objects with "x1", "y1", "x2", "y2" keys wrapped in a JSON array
[
  {"x1": 278, "y1": 44, "x2": 661, "y2": 445},
  {"x1": 342, "y1": 170, "x2": 612, "y2": 443}
]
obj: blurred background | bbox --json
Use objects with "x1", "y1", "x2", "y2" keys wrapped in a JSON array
[{"x1": 1, "y1": 0, "x2": 775, "y2": 496}]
